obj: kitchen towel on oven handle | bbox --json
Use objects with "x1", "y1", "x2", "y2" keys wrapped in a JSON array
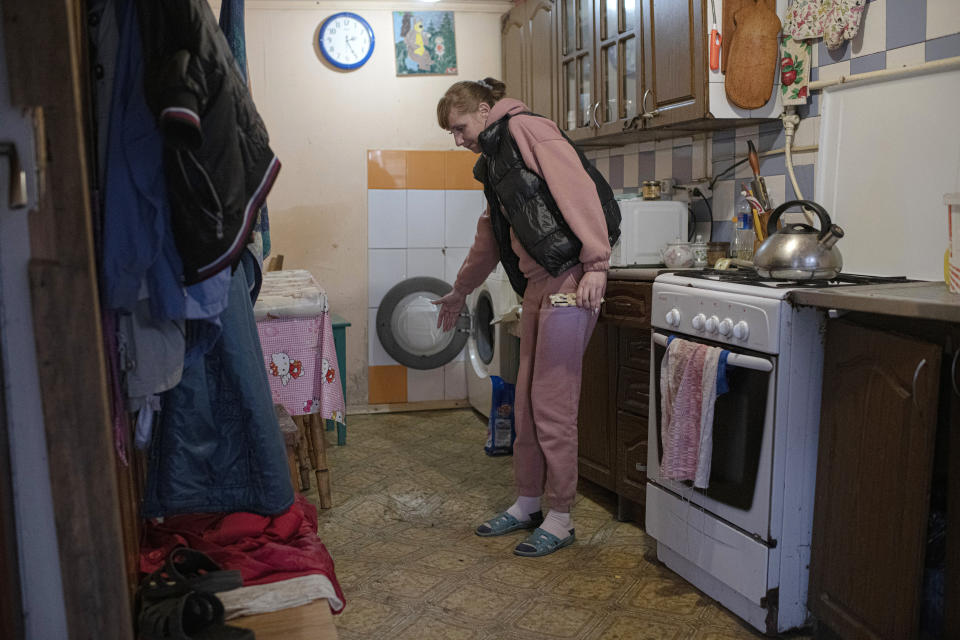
[
  {"x1": 664, "y1": 334, "x2": 730, "y2": 396},
  {"x1": 660, "y1": 336, "x2": 730, "y2": 488}
]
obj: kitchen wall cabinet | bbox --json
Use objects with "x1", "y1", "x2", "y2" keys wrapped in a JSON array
[
  {"x1": 577, "y1": 279, "x2": 652, "y2": 521},
  {"x1": 809, "y1": 317, "x2": 959, "y2": 640},
  {"x1": 549, "y1": 0, "x2": 776, "y2": 145},
  {"x1": 502, "y1": 0, "x2": 560, "y2": 124}
]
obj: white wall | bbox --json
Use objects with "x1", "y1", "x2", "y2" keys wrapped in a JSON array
[{"x1": 243, "y1": 0, "x2": 508, "y2": 406}]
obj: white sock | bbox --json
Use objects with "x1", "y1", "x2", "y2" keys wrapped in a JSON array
[
  {"x1": 505, "y1": 495, "x2": 541, "y2": 522},
  {"x1": 539, "y1": 509, "x2": 573, "y2": 539}
]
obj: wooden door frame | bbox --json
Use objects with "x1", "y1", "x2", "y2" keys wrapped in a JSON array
[{"x1": 2, "y1": 0, "x2": 133, "y2": 637}]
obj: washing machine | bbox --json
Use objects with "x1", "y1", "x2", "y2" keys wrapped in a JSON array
[
  {"x1": 464, "y1": 266, "x2": 521, "y2": 417},
  {"x1": 376, "y1": 267, "x2": 521, "y2": 417}
]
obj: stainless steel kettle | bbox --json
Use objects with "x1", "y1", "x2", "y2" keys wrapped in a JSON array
[{"x1": 753, "y1": 199, "x2": 845, "y2": 279}]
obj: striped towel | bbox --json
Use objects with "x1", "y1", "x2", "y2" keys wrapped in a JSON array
[{"x1": 660, "y1": 338, "x2": 724, "y2": 488}]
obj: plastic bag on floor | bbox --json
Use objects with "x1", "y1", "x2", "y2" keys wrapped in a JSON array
[{"x1": 484, "y1": 376, "x2": 515, "y2": 456}]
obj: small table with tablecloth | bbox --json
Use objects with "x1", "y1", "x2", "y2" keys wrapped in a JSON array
[{"x1": 254, "y1": 270, "x2": 346, "y2": 506}]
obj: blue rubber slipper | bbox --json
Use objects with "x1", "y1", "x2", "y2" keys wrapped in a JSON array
[
  {"x1": 513, "y1": 527, "x2": 576, "y2": 557},
  {"x1": 475, "y1": 510, "x2": 543, "y2": 537}
]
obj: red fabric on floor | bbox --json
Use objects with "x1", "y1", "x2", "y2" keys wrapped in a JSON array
[{"x1": 140, "y1": 494, "x2": 344, "y2": 611}]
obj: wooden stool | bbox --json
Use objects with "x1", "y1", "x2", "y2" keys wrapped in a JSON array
[
  {"x1": 292, "y1": 413, "x2": 332, "y2": 509},
  {"x1": 275, "y1": 405, "x2": 312, "y2": 493}
]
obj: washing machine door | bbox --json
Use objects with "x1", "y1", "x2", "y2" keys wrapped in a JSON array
[{"x1": 376, "y1": 277, "x2": 469, "y2": 370}]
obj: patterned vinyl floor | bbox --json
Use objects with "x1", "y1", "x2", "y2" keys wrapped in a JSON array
[{"x1": 305, "y1": 409, "x2": 814, "y2": 640}]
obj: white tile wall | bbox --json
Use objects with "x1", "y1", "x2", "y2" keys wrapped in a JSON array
[
  {"x1": 654, "y1": 143, "x2": 673, "y2": 180},
  {"x1": 407, "y1": 248, "x2": 445, "y2": 280},
  {"x1": 444, "y1": 190, "x2": 486, "y2": 248},
  {"x1": 368, "y1": 248, "x2": 406, "y2": 307},
  {"x1": 407, "y1": 367, "x2": 446, "y2": 402},
  {"x1": 443, "y1": 247, "x2": 470, "y2": 283},
  {"x1": 368, "y1": 307, "x2": 399, "y2": 366},
  {"x1": 713, "y1": 179, "x2": 737, "y2": 221},
  {"x1": 368, "y1": 189, "x2": 406, "y2": 249},
  {"x1": 406, "y1": 190, "x2": 445, "y2": 248},
  {"x1": 927, "y1": 0, "x2": 960, "y2": 40},
  {"x1": 852, "y1": 0, "x2": 886, "y2": 58},
  {"x1": 886, "y1": 43, "x2": 926, "y2": 69},
  {"x1": 817, "y1": 60, "x2": 852, "y2": 84}
]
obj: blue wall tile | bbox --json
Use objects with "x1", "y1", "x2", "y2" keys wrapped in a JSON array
[
  {"x1": 850, "y1": 51, "x2": 886, "y2": 74},
  {"x1": 786, "y1": 164, "x2": 816, "y2": 202},
  {"x1": 638, "y1": 150, "x2": 655, "y2": 181},
  {"x1": 819, "y1": 39, "x2": 851, "y2": 65},
  {"x1": 886, "y1": 0, "x2": 927, "y2": 49},
  {"x1": 926, "y1": 33, "x2": 960, "y2": 61},
  {"x1": 608, "y1": 154, "x2": 624, "y2": 190},
  {"x1": 672, "y1": 145, "x2": 693, "y2": 184}
]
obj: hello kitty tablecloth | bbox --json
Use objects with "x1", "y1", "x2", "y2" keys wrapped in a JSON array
[{"x1": 254, "y1": 270, "x2": 346, "y2": 430}]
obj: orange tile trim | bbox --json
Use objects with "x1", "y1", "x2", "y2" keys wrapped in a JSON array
[
  {"x1": 367, "y1": 150, "x2": 406, "y2": 189},
  {"x1": 367, "y1": 150, "x2": 482, "y2": 191},
  {"x1": 368, "y1": 365, "x2": 408, "y2": 404}
]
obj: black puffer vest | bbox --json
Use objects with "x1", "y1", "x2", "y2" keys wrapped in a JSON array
[{"x1": 473, "y1": 111, "x2": 621, "y2": 296}]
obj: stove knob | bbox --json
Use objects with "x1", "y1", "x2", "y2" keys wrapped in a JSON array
[
  {"x1": 691, "y1": 313, "x2": 706, "y2": 331},
  {"x1": 718, "y1": 318, "x2": 734, "y2": 336},
  {"x1": 665, "y1": 308, "x2": 681, "y2": 327},
  {"x1": 733, "y1": 320, "x2": 750, "y2": 340},
  {"x1": 705, "y1": 315, "x2": 719, "y2": 333}
]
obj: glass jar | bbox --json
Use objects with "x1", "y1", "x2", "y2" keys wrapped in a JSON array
[
  {"x1": 691, "y1": 234, "x2": 708, "y2": 268},
  {"x1": 641, "y1": 180, "x2": 661, "y2": 200}
]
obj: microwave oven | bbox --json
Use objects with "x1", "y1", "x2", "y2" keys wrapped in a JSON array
[{"x1": 610, "y1": 198, "x2": 689, "y2": 267}]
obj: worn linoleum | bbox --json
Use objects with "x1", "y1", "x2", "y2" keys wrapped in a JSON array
[{"x1": 306, "y1": 409, "x2": 813, "y2": 640}]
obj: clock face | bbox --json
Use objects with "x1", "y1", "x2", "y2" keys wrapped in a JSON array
[{"x1": 319, "y1": 12, "x2": 375, "y2": 70}]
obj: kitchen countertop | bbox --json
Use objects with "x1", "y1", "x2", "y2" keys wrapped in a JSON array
[
  {"x1": 788, "y1": 281, "x2": 960, "y2": 323},
  {"x1": 609, "y1": 266, "x2": 684, "y2": 281}
]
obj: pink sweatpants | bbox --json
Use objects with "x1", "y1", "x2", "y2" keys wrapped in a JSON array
[{"x1": 512, "y1": 266, "x2": 599, "y2": 511}]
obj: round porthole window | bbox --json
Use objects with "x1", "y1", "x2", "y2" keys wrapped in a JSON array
[
  {"x1": 474, "y1": 290, "x2": 495, "y2": 365},
  {"x1": 376, "y1": 277, "x2": 469, "y2": 370}
]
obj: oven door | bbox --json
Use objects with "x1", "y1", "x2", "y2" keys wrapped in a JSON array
[{"x1": 647, "y1": 330, "x2": 776, "y2": 541}]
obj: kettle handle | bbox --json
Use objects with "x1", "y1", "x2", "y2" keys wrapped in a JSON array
[{"x1": 767, "y1": 200, "x2": 833, "y2": 240}]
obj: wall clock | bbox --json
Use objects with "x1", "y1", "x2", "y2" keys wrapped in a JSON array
[{"x1": 318, "y1": 12, "x2": 375, "y2": 70}]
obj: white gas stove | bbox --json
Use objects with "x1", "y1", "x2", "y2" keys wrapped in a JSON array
[{"x1": 645, "y1": 269, "x2": 910, "y2": 634}]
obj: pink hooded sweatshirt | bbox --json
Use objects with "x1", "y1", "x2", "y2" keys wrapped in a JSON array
[{"x1": 452, "y1": 99, "x2": 611, "y2": 296}]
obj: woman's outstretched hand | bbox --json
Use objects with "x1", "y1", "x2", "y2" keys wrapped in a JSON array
[
  {"x1": 432, "y1": 289, "x2": 467, "y2": 331},
  {"x1": 577, "y1": 270, "x2": 607, "y2": 311}
]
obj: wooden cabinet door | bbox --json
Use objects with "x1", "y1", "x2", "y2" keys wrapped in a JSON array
[
  {"x1": 527, "y1": 0, "x2": 560, "y2": 124},
  {"x1": 616, "y1": 410, "x2": 648, "y2": 504},
  {"x1": 640, "y1": 0, "x2": 706, "y2": 127},
  {"x1": 502, "y1": 4, "x2": 527, "y2": 104},
  {"x1": 593, "y1": 0, "x2": 641, "y2": 137},
  {"x1": 600, "y1": 280, "x2": 651, "y2": 328},
  {"x1": 558, "y1": 0, "x2": 597, "y2": 139},
  {"x1": 809, "y1": 321, "x2": 941, "y2": 640},
  {"x1": 577, "y1": 322, "x2": 617, "y2": 490}
]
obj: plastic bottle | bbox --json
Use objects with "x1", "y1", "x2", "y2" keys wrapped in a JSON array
[{"x1": 731, "y1": 211, "x2": 755, "y2": 261}]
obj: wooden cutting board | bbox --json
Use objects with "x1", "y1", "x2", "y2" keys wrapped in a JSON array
[
  {"x1": 721, "y1": 0, "x2": 776, "y2": 74},
  {"x1": 724, "y1": 0, "x2": 782, "y2": 109}
]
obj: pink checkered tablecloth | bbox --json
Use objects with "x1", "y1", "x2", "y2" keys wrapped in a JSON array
[{"x1": 254, "y1": 271, "x2": 346, "y2": 427}]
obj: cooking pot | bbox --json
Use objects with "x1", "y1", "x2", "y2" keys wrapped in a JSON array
[{"x1": 753, "y1": 200, "x2": 845, "y2": 279}]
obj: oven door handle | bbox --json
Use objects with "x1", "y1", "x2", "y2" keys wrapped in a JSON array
[{"x1": 654, "y1": 333, "x2": 773, "y2": 372}]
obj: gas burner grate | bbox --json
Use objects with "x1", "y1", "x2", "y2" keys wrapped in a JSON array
[{"x1": 675, "y1": 269, "x2": 914, "y2": 288}]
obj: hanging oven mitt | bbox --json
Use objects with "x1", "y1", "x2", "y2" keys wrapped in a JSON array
[
  {"x1": 783, "y1": 0, "x2": 867, "y2": 50},
  {"x1": 779, "y1": 35, "x2": 812, "y2": 105}
]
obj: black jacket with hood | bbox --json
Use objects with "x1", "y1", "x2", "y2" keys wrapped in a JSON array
[{"x1": 137, "y1": 0, "x2": 280, "y2": 284}]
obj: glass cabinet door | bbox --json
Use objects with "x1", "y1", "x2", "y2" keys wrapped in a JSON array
[
  {"x1": 559, "y1": 0, "x2": 595, "y2": 137},
  {"x1": 595, "y1": 0, "x2": 639, "y2": 136}
]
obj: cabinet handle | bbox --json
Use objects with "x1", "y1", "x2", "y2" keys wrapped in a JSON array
[
  {"x1": 635, "y1": 463, "x2": 647, "y2": 472},
  {"x1": 912, "y1": 358, "x2": 927, "y2": 409},
  {"x1": 640, "y1": 89, "x2": 660, "y2": 120},
  {"x1": 952, "y1": 350, "x2": 959, "y2": 398},
  {"x1": 592, "y1": 101, "x2": 601, "y2": 128},
  {"x1": 0, "y1": 142, "x2": 27, "y2": 209}
]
